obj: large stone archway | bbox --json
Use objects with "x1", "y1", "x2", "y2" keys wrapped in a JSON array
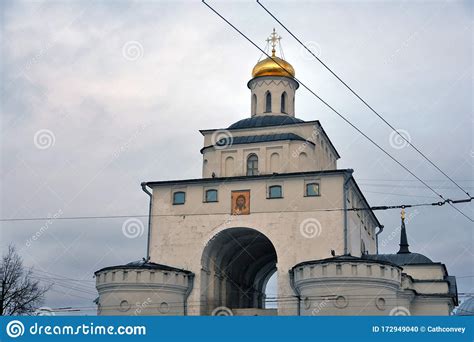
[{"x1": 200, "y1": 227, "x2": 277, "y2": 315}]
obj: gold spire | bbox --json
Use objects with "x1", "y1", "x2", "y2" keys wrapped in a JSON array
[
  {"x1": 252, "y1": 29, "x2": 295, "y2": 78},
  {"x1": 398, "y1": 207, "x2": 410, "y2": 254}
]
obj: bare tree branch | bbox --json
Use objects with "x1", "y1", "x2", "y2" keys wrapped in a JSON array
[{"x1": 0, "y1": 244, "x2": 50, "y2": 315}]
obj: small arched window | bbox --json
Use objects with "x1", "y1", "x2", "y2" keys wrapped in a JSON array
[
  {"x1": 247, "y1": 154, "x2": 259, "y2": 176},
  {"x1": 205, "y1": 189, "x2": 218, "y2": 203},
  {"x1": 265, "y1": 92, "x2": 272, "y2": 113},
  {"x1": 268, "y1": 185, "x2": 282, "y2": 199},
  {"x1": 173, "y1": 191, "x2": 186, "y2": 205},
  {"x1": 281, "y1": 92, "x2": 287, "y2": 113},
  {"x1": 251, "y1": 94, "x2": 257, "y2": 116}
]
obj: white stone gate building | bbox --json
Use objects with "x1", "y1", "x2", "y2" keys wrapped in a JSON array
[{"x1": 94, "y1": 31, "x2": 458, "y2": 316}]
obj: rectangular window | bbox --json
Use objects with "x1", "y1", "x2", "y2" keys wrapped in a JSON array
[
  {"x1": 305, "y1": 182, "x2": 320, "y2": 197},
  {"x1": 268, "y1": 185, "x2": 282, "y2": 199},
  {"x1": 205, "y1": 189, "x2": 218, "y2": 202},
  {"x1": 173, "y1": 191, "x2": 185, "y2": 205}
]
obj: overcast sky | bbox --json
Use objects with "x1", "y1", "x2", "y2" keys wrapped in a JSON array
[{"x1": 1, "y1": 0, "x2": 472, "y2": 315}]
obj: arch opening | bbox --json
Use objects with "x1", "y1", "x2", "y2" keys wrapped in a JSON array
[
  {"x1": 280, "y1": 92, "x2": 287, "y2": 113},
  {"x1": 265, "y1": 91, "x2": 272, "y2": 113},
  {"x1": 251, "y1": 94, "x2": 257, "y2": 116},
  {"x1": 200, "y1": 228, "x2": 277, "y2": 315},
  {"x1": 264, "y1": 271, "x2": 278, "y2": 309}
]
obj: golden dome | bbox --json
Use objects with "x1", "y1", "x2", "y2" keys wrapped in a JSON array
[
  {"x1": 252, "y1": 55, "x2": 295, "y2": 78},
  {"x1": 251, "y1": 29, "x2": 295, "y2": 78}
]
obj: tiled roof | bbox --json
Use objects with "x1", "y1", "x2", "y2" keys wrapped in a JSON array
[
  {"x1": 228, "y1": 115, "x2": 305, "y2": 129},
  {"x1": 215, "y1": 132, "x2": 309, "y2": 148}
]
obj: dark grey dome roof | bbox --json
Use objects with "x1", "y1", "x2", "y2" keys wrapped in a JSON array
[
  {"x1": 363, "y1": 253, "x2": 433, "y2": 265},
  {"x1": 457, "y1": 297, "x2": 474, "y2": 315},
  {"x1": 228, "y1": 115, "x2": 305, "y2": 130},
  {"x1": 95, "y1": 260, "x2": 192, "y2": 274},
  {"x1": 201, "y1": 132, "x2": 311, "y2": 153}
]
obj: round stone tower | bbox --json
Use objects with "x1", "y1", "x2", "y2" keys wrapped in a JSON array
[
  {"x1": 291, "y1": 256, "x2": 410, "y2": 316},
  {"x1": 95, "y1": 261, "x2": 194, "y2": 316}
]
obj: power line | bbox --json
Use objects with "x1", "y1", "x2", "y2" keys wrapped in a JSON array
[
  {"x1": 0, "y1": 196, "x2": 471, "y2": 223},
  {"x1": 30, "y1": 276, "x2": 97, "y2": 296},
  {"x1": 32, "y1": 269, "x2": 96, "y2": 283},
  {"x1": 256, "y1": 0, "x2": 471, "y2": 200},
  {"x1": 358, "y1": 179, "x2": 474, "y2": 183},
  {"x1": 0, "y1": 214, "x2": 149, "y2": 222},
  {"x1": 201, "y1": 0, "x2": 473, "y2": 222},
  {"x1": 359, "y1": 183, "x2": 474, "y2": 190},
  {"x1": 363, "y1": 190, "x2": 439, "y2": 199}
]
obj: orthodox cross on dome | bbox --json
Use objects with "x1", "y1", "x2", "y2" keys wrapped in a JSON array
[{"x1": 266, "y1": 28, "x2": 281, "y2": 57}]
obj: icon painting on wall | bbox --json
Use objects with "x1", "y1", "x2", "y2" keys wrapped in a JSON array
[{"x1": 231, "y1": 190, "x2": 250, "y2": 215}]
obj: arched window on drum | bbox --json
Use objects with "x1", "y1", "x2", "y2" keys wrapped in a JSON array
[
  {"x1": 280, "y1": 92, "x2": 287, "y2": 113},
  {"x1": 251, "y1": 94, "x2": 257, "y2": 116},
  {"x1": 265, "y1": 92, "x2": 272, "y2": 113}
]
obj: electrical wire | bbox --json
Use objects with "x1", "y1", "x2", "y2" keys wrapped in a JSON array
[
  {"x1": 0, "y1": 195, "x2": 472, "y2": 223},
  {"x1": 256, "y1": 0, "x2": 471, "y2": 200},
  {"x1": 201, "y1": 0, "x2": 473, "y2": 222}
]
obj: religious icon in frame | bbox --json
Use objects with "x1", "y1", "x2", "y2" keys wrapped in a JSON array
[{"x1": 231, "y1": 190, "x2": 250, "y2": 215}]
